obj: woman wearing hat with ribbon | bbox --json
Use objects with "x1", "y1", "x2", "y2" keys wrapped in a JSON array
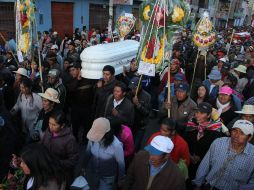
[{"x1": 31, "y1": 88, "x2": 61, "y2": 141}]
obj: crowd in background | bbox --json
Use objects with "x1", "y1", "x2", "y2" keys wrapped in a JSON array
[{"x1": 0, "y1": 25, "x2": 254, "y2": 190}]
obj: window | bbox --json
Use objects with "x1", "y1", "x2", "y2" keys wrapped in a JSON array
[{"x1": 0, "y1": 2, "x2": 15, "y2": 39}]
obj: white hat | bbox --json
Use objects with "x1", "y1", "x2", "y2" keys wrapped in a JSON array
[
  {"x1": 219, "y1": 58, "x2": 227, "y2": 63},
  {"x1": 232, "y1": 120, "x2": 254, "y2": 136},
  {"x1": 235, "y1": 105, "x2": 254, "y2": 115},
  {"x1": 145, "y1": 135, "x2": 174, "y2": 155},
  {"x1": 38, "y1": 88, "x2": 60, "y2": 103},
  {"x1": 13, "y1": 68, "x2": 29, "y2": 78},
  {"x1": 50, "y1": 44, "x2": 58, "y2": 50},
  {"x1": 234, "y1": 65, "x2": 247, "y2": 73},
  {"x1": 53, "y1": 31, "x2": 58, "y2": 35}
]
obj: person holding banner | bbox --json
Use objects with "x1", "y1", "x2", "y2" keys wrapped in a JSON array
[{"x1": 160, "y1": 83, "x2": 197, "y2": 135}]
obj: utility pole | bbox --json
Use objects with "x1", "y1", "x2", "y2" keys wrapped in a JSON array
[
  {"x1": 108, "y1": 0, "x2": 113, "y2": 40},
  {"x1": 226, "y1": 0, "x2": 233, "y2": 28}
]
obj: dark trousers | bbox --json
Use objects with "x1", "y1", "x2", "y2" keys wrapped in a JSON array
[
  {"x1": 71, "y1": 107, "x2": 92, "y2": 143},
  {"x1": 201, "y1": 183, "x2": 220, "y2": 190}
]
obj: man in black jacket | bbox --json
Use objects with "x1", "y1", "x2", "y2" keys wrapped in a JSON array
[
  {"x1": 66, "y1": 61, "x2": 95, "y2": 143},
  {"x1": 127, "y1": 76, "x2": 151, "y2": 150},
  {"x1": 104, "y1": 82, "x2": 134, "y2": 127},
  {"x1": 93, "y1": 65, "x2": 118, "y2": 118}
]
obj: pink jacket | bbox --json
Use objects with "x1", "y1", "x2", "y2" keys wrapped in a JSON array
[{"x1": 119, "y1": 125, "x2": 135, "y2": 157}]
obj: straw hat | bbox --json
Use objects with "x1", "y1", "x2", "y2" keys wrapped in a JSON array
[
  {"x1": 235, "y1": 105, "x2": 254, "y2": 115},
  {"x1": 13, "y1": 68, "x2": 29, "y2": 78},
  {"x1": 208, "y1": 69, "x2": 221, "y2": 80},
  {"x1": 234, "y1": 65, "x2": 247, "y2": 73},
  {"x1": 38, "y1": 88, "x2": 60, "y2": 103}
]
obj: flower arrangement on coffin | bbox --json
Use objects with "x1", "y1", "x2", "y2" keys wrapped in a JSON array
[
  {"x1": 16, "y1": 0, "x2": 35, "y2": 55},
  {"x1": 0, "y1": 170, "x2": 24, "y2": 190},
  {"x1": 193, "y1": 12, "x2": 216, "y2": 49},
  {"x1": 138, "y1": 0, "x2": 190, "y2": 73}
]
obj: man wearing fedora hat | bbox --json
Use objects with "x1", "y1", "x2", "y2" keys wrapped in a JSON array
[{"x1": 227, "y1": 105, "x2": 254, "y2": 142}]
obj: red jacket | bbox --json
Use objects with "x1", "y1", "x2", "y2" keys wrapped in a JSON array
[{"x1": 147, "y1": 132, "x2": 190, "y2": 166}]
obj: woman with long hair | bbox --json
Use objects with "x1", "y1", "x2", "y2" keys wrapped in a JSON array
[
  {"x1": 41, "y1": 111, "x2": 79, "y2": 186},
  {"x1": 12, "y1": 143, "x2": 66, "y2": 190},
  {"x1": 192, "y1": 84, "x2": 210, "y2": 105},
  {"x1": 82, "y1": 117, "x2": 125, "y2": 190},
  {"x1": 11, "y1": 78, "x2": 42, "y2": 140}
]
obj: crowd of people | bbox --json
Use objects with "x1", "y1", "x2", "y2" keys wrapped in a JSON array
[{"x1": 0, "y1": 25, "x2": 254, "y2": 190}]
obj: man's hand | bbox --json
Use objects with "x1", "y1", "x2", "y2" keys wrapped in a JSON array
[
  {"x1": 190, "y1": 154, "x2": 200, "y2": 165},
  {"x1": 97, "y1": 80, "x2": 103, "y2": 88},
  {"x1": 11, "y1": 154, "x2": 21, "y2": 168},
  {"x1": 112, "y1": 108, "x2": 118, "y2": 116},
  {"x1": 163, "y1": 101, "x2": 171, "y2": 110},
  {"x1": 132, "y1": 96, "x2": 140, "y2": 106}
]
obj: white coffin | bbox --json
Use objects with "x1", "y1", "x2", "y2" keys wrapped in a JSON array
[{"x1": 80, "y1": 40, "x2": 139, "y2": 79}]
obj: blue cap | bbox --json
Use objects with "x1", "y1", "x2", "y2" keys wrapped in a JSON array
[
  {"x1": 176, "y1": 83, "x2": 189, "y2": 92},
  {"x1": 174, "y1": 73, "x2": 184, "y2": 81},
  {"x1": 145, "y1": 145, "x2": 164, "y2": 156},
  {"x1": 128, "y1": 77, "x2": 140, "y2": 90},
  {"x1": 208, "y1": 69, "x2": 221, "y2": 80}
]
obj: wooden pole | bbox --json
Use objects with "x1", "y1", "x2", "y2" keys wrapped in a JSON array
[
  {"x1": 167, "y1": 62, "x2": 171, "y2": 118},
  {"x1": 34, "y1": 19, "x2": 44, "y2": 92},
  {"x1": 204, "y1": 51, "x2": 207, "y2": 80},
  {"x1": 108, "y1": 0, "x2": 113, "y2": 41},
  {"x1": 135, "y1": 75, "x2": 143, "y2": 97},
  {"x1": 226, "y1": 29, "x2": 235, "y2": 56},
  {"x1": 0, "y1": 32, "x2": 19, "y2": 66},
  {"x1": 190, "y1": 50, "x2": 200, "y2": 93}
]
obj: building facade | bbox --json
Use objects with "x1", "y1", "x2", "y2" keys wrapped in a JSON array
[
  {"x1": 0, "y1": 0, "x2": 143, "y2": 39},
  {"x1": 189, "y1": 0, "x2": 253, "y2": 28}
]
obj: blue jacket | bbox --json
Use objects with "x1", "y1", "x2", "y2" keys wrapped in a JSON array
[{"x1": 203, "y1": 79, "x2": 219, "y2": 101}]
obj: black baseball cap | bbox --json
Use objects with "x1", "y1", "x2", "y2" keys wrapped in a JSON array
[
  {"x1": 197, "y1": 102, "x2": 212, "y2": 115},
  {"x1": 67, "y1": 61, "x2": 81, "y2": 70}
]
